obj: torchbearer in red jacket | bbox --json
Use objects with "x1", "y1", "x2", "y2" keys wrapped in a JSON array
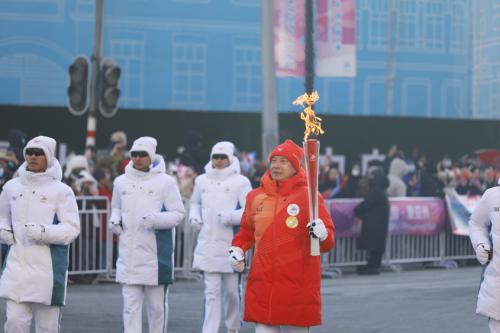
[{"x1": 229, "y1": 139, "x2": 335, "y2": 333}]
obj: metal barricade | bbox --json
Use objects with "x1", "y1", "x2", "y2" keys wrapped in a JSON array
[
  {"x1": 385, "y1": 233, "x2": 442, "y2": 264},
  {"x1": 443, "y1": 227, "x2": 475, "y2": 261},
  {"x1": 69, "y1": 196, "x2": 111, "y2": 276},
  {"x1": 174, "y1": 200, "x2": 202, "y2": 280},
  {"x1": 0, "y1": 194, "x2": 477, "y2": 278},
  {"x1": 324, "y1": 236, "x2": 367, "y2": 268}
]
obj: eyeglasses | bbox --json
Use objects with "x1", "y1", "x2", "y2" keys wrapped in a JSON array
[
  {"x1": 212, "y1": 154, "x2": 228, "y2": 160},
  {"x1": 131, "y1": 151, "x2": 149, "y2": 158},
  {"x1": 25, "y1": 148, "x2": 45, "y2": 156}
]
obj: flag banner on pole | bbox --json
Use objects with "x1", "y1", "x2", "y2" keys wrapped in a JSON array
[
  {"x1": 444, "y1": 189, "x2": 481, "y2": 236},
  {"x1": 315, "y1": 0, "x2": 356, "y2": 77},
  {"x1": 274, "y1": 0, "x2": 357, "y2": 77}
]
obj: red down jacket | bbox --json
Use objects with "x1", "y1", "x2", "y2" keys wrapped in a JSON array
[{"x1": 232, "y1": 169, "x2": 335, "y2": 326}]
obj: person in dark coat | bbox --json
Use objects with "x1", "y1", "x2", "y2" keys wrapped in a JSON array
[
  {"x1": 354, "y1": 170, "x2": 390, "y2": 275},
  {"x1": 419, "y1": 163, "x2": 444, "y2": 197}
]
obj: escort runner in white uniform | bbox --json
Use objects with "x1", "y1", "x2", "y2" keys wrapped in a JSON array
[
  {"x1": 109, "y1": 136, "x2": 185, "y2": 333},
  {"x1": 190, "y1": 141, "x2": 252, "y2": 333},
  {"x1": 0, "y1": 136, "x2": 80, "y2": 333},
  {"x1": 470, "y1": 182, "x2": 500, "y2": 333}
]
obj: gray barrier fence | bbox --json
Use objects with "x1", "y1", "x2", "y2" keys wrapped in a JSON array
[{"x1": 0, "y1": 196, "x2": 475, "y2": 278}]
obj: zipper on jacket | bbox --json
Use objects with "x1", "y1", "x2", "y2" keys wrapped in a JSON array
[{"x1": 267, "y1": 180, "x2": 280, "y2": 323}]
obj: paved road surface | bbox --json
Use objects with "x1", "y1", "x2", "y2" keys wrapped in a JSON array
[{"x1": 0, "y1": 266, "x2": 489, "y2": 332}]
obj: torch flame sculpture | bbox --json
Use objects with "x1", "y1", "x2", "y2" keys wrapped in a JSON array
[
  {"x1": 293, "y1": 91, "x2": 324, "y2": 256},
  {"x1": 293, "y1": 91, "x2": 325, "y2": 141}
]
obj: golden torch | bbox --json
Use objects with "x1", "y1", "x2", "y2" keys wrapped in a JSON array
[{"x1": 293, "y1": 91, "x2": 325, "y2": 256}]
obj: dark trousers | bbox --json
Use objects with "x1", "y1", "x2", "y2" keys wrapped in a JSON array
[
  {"x1": 358, "y1": 250, "x2": 383, "y2": 275},
  {"x1": 367, "y1": 250, "x2": 383, "y2": 270}
]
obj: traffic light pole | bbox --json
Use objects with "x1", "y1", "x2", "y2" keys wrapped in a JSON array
[
  {"x1": 261, "y1": 0, "x2": 278, "y2": 161},
  {"x1": 86, "y1": 0, "x2": 103, "y2": 148}
]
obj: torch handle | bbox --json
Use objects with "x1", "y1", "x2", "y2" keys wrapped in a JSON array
[
  {"x1": 311, "y1": 233, "x2": 320, "y2": 256},
  {"x1": 303, "y1": 139, "x2": 321, "y2": 256},
  {"x1": 310, "y1": 189, "x2": 320, "y2": 256}
]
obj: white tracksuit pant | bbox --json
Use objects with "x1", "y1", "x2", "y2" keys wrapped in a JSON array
[
  {"x1": 4, "y1": 300, "x2": 61, "y2": 333},
  {"x1": 490, "y1": 318, "x2": 500, "y2": 333},
  {"x1": 122, "y1": 284, "x2": 169, "y2": 333},
  {"x1": 255, "y1": 324, "x2": 311, "y2": 333},
  {"x1": 202, "y1": 272, "x2": 241, "y2": 333}
]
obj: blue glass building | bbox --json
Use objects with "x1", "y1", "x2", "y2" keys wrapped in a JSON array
[{"x1": 0, "y1": 0, "x2": 498, "y2": 119}]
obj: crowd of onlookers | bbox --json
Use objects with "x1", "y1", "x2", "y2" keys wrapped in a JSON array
[
  {"x1": 317, "y1": 144, "x2": 499, "y2": 200},
  {"x1": 1, "y1": 129, "x2": 499, "y2": 201}
]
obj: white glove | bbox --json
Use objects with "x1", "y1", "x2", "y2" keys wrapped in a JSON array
[
  {"x1": 228, "y1": 246, "x2": 245, "y2": 272},
  {"x1": 190, "y1": 217, "x2": 203, "y2": 231},
  {"x1": 217, "y1": 211, "x2": 232, "y2": 226},
  {"x1": 307, "y1": 219, "x2": 328, "y2": 242},
  {"x1": 110, "y1": 221, "x2": 123, "y2": 235},
  {"x1": 476, "y1": 243, "x2": 492, "y2": 265},
  {"x1": 0, "y1": 229, "x2": 15, "y2": 246},
  {"x1": 25, "y1": 224, "x2": 44, "y2": 242}
]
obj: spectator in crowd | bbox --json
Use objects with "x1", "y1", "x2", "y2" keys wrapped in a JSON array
[
  {"x1": 418, "y1": 163, "x2": 444, "y2": 197},
  {"x1": 386, "y1": 155, "x2": 411, "y2": 197},
  {"x1": 354, "y1": 168, "x2": 390, "y2": 275},
  {"x1": 337, "y1": 163, "x2": 362, "y2": 198},
  {"x1": 63, "y1": 155, "x2": 91, "y2": 190},
  {"x1": 96, "y1": 131, "x2": 128, "y2": 180},
  {"x1": 175, "y1": 164, "x2": 197, "y2": 199},
  {"x1": 190, "y1": 141, "x2": 252, "y2": 333},
  {"x1": 249, "y1": 161, "x2": 267, "y2": 189},
  {"x1": 468, "y1": 167, "x2": 484, "y2": 196},
  {"x1": 177, "y1": 131, "x2": 209, "y2": 175},
  {"x1": 7, "y1": 128, "x2": 28, "y2": 165},
  {"x1": 469, "y1": 182, "x2": 500, "y2": 333},
  {"x1": 0, "y1": 150, "x2": 19, "y2": 192},
  {"x1": 0, "y1": 136, "x2": 80, "y2": 332},
  {"x1": 109, "y1": 136, "x2": 185, "y2": 332},
  {"x1": 84, "y1": 145, "x2": 96, "y2": 173},
  {"x1": 383, "y1": 144, "x2": 398, "y2": 174},
  {"x1": 319, "y1": 166, "x2": 343, "y2": 199},
  {"x1": 72, "y1": 170, "x2": 98, "y2": 197},
  {"x1": 455, "y1": 169, "x2": 471, "y2": 195},
  {"x1": 71, "y1": 169, "x2": 100, "y2": 284},
  {"x1": 483, "y1": 167, "x2": 497, "y2": 191},
  {"x1": 230, "y1": 139, "x2": 335, "y2": 333}
]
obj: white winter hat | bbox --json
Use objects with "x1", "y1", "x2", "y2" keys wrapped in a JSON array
[
  {"x1": 130, "y1": 136, "x2": 157, "y2": 162},
  {"x1": 74, "y1": 170, "x2": 97, "y2": 193},
  {"x1": 23, "y1": 136, "x2": 57, "y2": 163},
  {"x1": 64, "y1": 155, "x2": 89, "y2": 178},
  {"x1": 210, "y1": 141, "x2": 235, "y2": 163}
]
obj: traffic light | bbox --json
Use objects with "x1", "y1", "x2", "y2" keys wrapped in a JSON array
[
  {"x1": 67, "y1": 56, "x2": 90, "y2": 115},
  {"x1": 99, "y1": 59, "x2": 121, "y2": 117}
]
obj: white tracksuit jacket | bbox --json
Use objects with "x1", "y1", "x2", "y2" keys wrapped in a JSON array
[
  {"x1": 0, "y1": 160, "x2": 80, "y2": 306},
  {"x1": 110, "y1": 155, "x2": 185, "y2": 285},
  {"x1": 190, "y1": 159, "x2": 252, "y2": 273},
  {"x1": 469, "y1": 186, "x2": 500, "y2": 320}
]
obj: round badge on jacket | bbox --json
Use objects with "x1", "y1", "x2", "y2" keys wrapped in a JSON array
[
  {"x1": 287, "y1": 203, "x2": 300, "y2": 216},
  {"x1": 286, "y1": 216, "x2": 299, "y2": 229}
]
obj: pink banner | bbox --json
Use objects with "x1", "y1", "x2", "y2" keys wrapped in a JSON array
[
  {"x1": 328, "y1": 198, "x2": 446, "y2": 237},
  {"x1": 274, "y1": 0, "x2": 356, "y2": 77},
  {"x1": 316, "y1": 0, "x2": 356, "y2": 77},
  {"x1": 274, "y1": 0, "x2": 306, "y2": 77}
]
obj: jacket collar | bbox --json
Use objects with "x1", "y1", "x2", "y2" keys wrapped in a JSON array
[
  {"x1": 203, "y1": 156, "x2": 241, "y2": 181},
  {"x1": 260, "y1": 169, "x2": 307, "y2": 196},
  {"x1": 18, "y1": 159, "x2": 63, "y2": 186},
  {"x1": 125, "y1": 154, "x2": 166, "y2": 180}
]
